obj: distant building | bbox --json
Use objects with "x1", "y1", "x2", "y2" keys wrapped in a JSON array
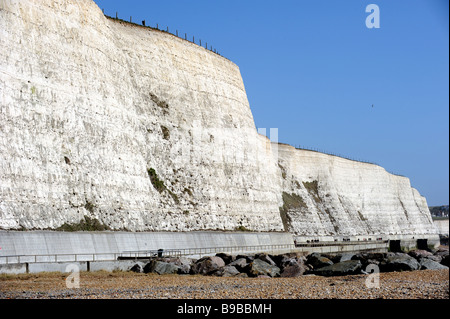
[{"x1": 430, "y1": 205, "x2": 449, "y2": 218}]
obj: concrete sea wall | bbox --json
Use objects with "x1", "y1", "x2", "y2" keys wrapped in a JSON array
[
  {"x1": 0, "y1": 230, "x2": 295, "y2": 273},
  {"x1": 0, "y1": 230, "x2": 294, "y2": 257},
  {"x1": 434, "y1": 219, "x2": 449, "y2": 236}
]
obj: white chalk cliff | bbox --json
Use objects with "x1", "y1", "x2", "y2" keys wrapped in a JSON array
[
  {"x1": 0, "y1": 0, "x2": 439, "y2": 240},
  {"x1": 277, "y1": 145, "x2": 437, "y2": 238}
]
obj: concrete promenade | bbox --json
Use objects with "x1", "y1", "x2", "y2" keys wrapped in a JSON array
[
  {"x1": 0, "y1": 230, "x2": 294, "y2": 257},
  {"x1": 0, "y1": 230, "x2": 439, "y2": 274}
]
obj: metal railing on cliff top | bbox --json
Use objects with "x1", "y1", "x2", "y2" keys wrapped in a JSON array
[{"x1": 102, "y1": 10, "x2": 224, "y2": 58}]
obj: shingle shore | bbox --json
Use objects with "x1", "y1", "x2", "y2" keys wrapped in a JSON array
[{"x1": 0, "y1": 269, "x2": 448, "y2": 299}]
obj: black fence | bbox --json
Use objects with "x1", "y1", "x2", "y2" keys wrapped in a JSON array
[
  {"x1": 292, "y1": 145, "x2": 406, "y2": 177},
  {"x1": 102, "y1": 10, "x2": 223, "y2": 58}
]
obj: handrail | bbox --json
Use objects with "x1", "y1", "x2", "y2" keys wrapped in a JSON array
[
  {"x1": 0, "y1": 244, "x2": 297, "y2": 265},
  {"x1": 0, "y1": 253, "x2": 119, "y2": 265},
  {"x1": 295, "y1": 240, "x2": 389, "y2": 247},
  {"x1": 0, "y1": 241, "x2": 389, "y2": 265}
]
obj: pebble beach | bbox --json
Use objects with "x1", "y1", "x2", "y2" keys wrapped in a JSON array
[{"x1": 0, "y1": 269, "x2": 448, "y2": 299}]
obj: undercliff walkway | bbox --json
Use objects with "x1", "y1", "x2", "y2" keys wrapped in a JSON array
[{"x1": 0, "y1": 241, "x2": 389, "y2": 265}]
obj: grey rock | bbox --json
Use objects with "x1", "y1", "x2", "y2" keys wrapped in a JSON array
[
  {"x1": 281, "y1": 256, "x2": 307, "y2": 271},
  {"x1": 213, "y1": 265, "x2": 241, "y2": 277},
  {"x1": 332, "y1": 253, "x2": 355, "y2": 263},
  {"x1": 434, "y1": 249, "x2": 449, "y2": 266},
  {"x1": 175, "y1": 257, "x2": 194, "y2": 274},
  {"x1": 441, "y1": 254, "x2": 449, "y2": 267},
  {"x1": 285, "y1": 258, "x2": 301, "y2": 267},
  {"x1": 435, "y1": 248, "x2": 449, "y2": 257},
  {"x1": 351, "y1": 252, "x2": 386, "y2": 267},
  {"x1": 273, "y1": 256, "x2": 291, "y2": 269},
  {"x1": 408, "y1": 250, "x2": 433, "y2": 260},
  {"x1": 306, "y1": 253, "x2": 333, "y2": 269},
  {"x1": 144, "y1": 260, "x2": 180, "y2": 275},
  {"x1": 435, "y1": 248, "x2": 449, "y2": 266},
  {"x1": 215, "y1": 253, "x2": 235, "y2": 265},
  {"x1": 269, "y1": 254, "x2": 286, "y2": 267},
  {"x1": 142, "y1": 262, "x2": 153, "y2": 274},
  {"x1": 155, "y1": 257, "x2": 193, "y2": 274},
  {"x1": 247, "y1": 259, "x2": 280, "y2": 278},
  {"x1": 191, "y1": 256, "x2": 226, "y2": 275},
  {"x1": 314, "y1": 260, "x2": 362, "y2": 277},
  {"x1": 229, "y1": 258, "x2": 248, "y2": 272},
  {"x1": 129, "y1": 263, "x2": 143, "y2": 273},
  {"x1": 366, "y1": 259, "x2": 381, "y2": 266},
  {"x1": 236, "y1": 254, "x2": 255, "y2": 263},
  {"x1": 419, "y1": 258, "x2": 449, "y2": 270},
  {"x1": 386, "y1": 252, "x2": 407, "y2": 257},
  {"x1": 256, "y1": 253, "x2": 277, "y2": 266},
  {"x1": 425, "y1": 255, "x2": 442, "y2": 263},
  {"x1": 271, "y1": 253, "x2": 303, "y2": 267},
  {"x1": 380, "y1": 254, "x2": 420, "y2": 272},
  {"x1": 280, "y1": 262, "x2": 307, "y2": 277}
]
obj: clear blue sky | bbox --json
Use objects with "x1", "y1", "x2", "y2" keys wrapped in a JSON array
[{"x1": 93, "y1": 0, "x2": 449, "y2": 206}]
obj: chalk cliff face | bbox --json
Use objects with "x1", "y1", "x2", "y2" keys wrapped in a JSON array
[
  {"x1": 277, "y1": 145, "x2": 438, "y2": 238},
  {"x1": 0, "y1": 0, "x2": 283, "y2": 231},
  {"x1": 0, "y1": 0, "x2": 439, "y2": 239}
]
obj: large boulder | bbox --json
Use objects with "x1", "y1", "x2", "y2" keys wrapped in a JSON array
[
  {"x1": 435, "y1": 248, "x2": 449, "y2": 267},
  {"x1": 306, "y1": 253, "x2": 333, "y2": 269},
  {"x1": 229, "y1": 258, "x2": 249, "y2": 272},
  {"x1": 351, "y1": 252, "x2": 386, "y2": 267},
  {"x1": 435, "y1": 247, "x2": 449, "y2": 255},
  {"x1": 174, "y1": 257, "x2": 194, "y2": 274},
  {"x1": 331, "y1": 253, "x2": 355, "y2": 263},
  {"x1": 246, "y1": 259, "x2": 280, "y2": 278},
  {"x1": 424, "y1": 255, "x2": 442, "y2": 263},
  {"x1": 280, "y1": 261, "x2": 307, "y2": 278},
  {"x1": 144, "y1": 260, "x2": 180, "y2": 275},
  {"x1": 273, "y1": 253, "x2": 306, "y2": 271},
  {"x1": 130, "y1": 263, "x2": 143, "y2": 273},
  {"x1": 151, "y1": 257, "x2": 193, "y2": 274},
  {"x1": 441, "y1": 254, "x2": 449, "y2": 267},
  {"x1": 419, "y1": 258, "x2": 449, "y2": 270},
  {"x1": 270, "y1": 254, "x2": 288, "y2": 267},
  {"x1": 191, "y1": 256, "x2": 226, "y2": 275},
  {"x1": 236, "y1": 254, "x2": 255, "y2": 263},
  {"x1": 314, "y1": 260, "x2": 362, "y2": 277},
  {"x1": 408, "y1": 250, "x2": 433, "y2": 260},
  {"x1": 255, "y1": 253, "x2": 277, "y2": 267},
  {"x1": 380, "y1": 253, "x2": 420, "y2": 272},
  {"x1": 213, "y1": 265, "x2": 241, "y2": 277},
  {"x1": 270, "y1": 253, "x2": 302, "y2": 266},
  {"x1": 215, "y1": 253, "x2": 235, "y2": 265}
]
